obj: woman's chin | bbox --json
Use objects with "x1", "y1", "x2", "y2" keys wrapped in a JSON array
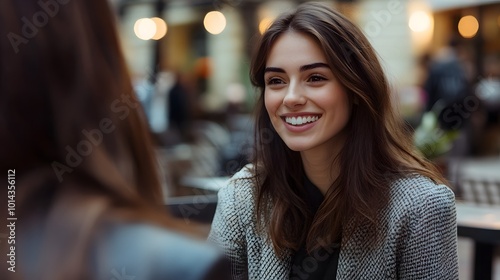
[{"x1": 284, "y1": 142, "x2": 310, "y2": 152}]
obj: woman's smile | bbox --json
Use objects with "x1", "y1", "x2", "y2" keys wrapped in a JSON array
[{"x1": 282, "y1": 114, "x2": 321, "y2": 126}]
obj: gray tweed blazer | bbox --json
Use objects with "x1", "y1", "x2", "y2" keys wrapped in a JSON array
[{"x1": 208, "y1": 166, "x2": 459, "y2": 280}]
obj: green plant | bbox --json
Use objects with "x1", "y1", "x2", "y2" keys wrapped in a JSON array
[{"x1": 413, "y1": 111, "x2": 460, "y2": 160}]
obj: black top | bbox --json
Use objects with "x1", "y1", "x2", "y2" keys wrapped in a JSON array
[{"x1": 289, "y1": 177, "x2": 340, "y2": 280}]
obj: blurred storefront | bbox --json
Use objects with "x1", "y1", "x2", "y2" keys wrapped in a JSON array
[
  {"x1": 429, "y1": 0, "x2": 500, "y2": 78},
  {"x1": 116, "y1": 0, "x2": 257, "y2": 118},
  {"x1": 113, "y1": 0, "x2": 498, "y2": 103},
  {"x1": 428, "y1": 0, "x2": 500, "y2": 157},
  {"x1": 113, "y1": 0, "x2": 499, "y2": 155},
  {"x1": 108, "y1": 0, "x2": 500, "y2": 196}
]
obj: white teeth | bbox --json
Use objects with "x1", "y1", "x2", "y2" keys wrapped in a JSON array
[{"x1": 285, "y1": 116, "x2": 319, "y2": 126}]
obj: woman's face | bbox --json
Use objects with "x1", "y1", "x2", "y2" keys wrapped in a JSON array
[{"x1": 264, "y1": 31, "x2": 351, "y2": 155}]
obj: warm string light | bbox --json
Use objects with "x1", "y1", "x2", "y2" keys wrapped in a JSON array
[
  {"x1": 407, "y1": 5, "x2": 434, "y2": 54},
  {"x1": 204, "y1": 11, "x2": 226, "y2": 35},
  {"x1": 458, "y1": 15, "x2": 479, "y2": 38},
  {"x1": 134, "y1": 18, "x2": 156, "y2": 40},
  {"x1": 134, "y1": 11, "x2": 227, "y2": 40},
  {"x1": 134, "y1": 17, "x2": 168, "y2": 40},
  {"x1": 409, "y1": 11, "x2": 432, "y2": 32},
  {"x1": 151, "y1": 17, "x2": 167, "y2": 40}
]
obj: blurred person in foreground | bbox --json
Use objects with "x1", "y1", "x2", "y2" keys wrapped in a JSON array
[
  {"x1": 208, "y1": 2, "x2": 458, "y2": 279},
  {"x1": 0, "y1": 1, "x2": 228, "y2": 279}
]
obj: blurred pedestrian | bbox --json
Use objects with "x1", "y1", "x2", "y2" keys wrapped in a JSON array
[
  {"x1": 168, "y1": 72, "x2": 192, "y2": 138},
  {"x1": 209, "y1": 2, "x2": 458, "y2": 279},
  {"x1": 0, "y1": 1, "x2": 228, "y2": 279},
  {"x1": 424, "y1": 37, "x2": 472, "y2": 131}
]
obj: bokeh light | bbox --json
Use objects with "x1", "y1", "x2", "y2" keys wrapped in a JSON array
[
  {"x1": 134, "y1": 18, "x2": 156, "y2": 40},
  {"x1": 458, "y1": 15, "x2": 479, "y2": 38},
  {"x1": 151, "y1": 17, "x2": 167, "y2": 40},
  {"x1": 204, "y1": 11, "x2": 226, "y2": 35},
  {"x1": 409, "y1": 11, "x2": 432, "y2": 32}
]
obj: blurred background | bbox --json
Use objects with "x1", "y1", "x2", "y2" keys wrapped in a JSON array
[
  {"x1": 110, "y1": 0, "x2": 500, "y2": 194},
  {"x1": 109, "y1": 0, "x2": 499, "y2": 279}
]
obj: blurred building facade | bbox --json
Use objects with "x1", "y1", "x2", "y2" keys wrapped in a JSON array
[{"x1": 114, "y1": 0, "x2": 499, "y2": 114}]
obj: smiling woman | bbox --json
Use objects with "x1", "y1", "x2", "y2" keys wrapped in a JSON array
[{"x1": 208, "y1": 2, "x2": 459, "y2": 279}]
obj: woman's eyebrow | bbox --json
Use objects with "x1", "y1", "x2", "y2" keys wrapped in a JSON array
[
  {"x1": 299, "y1": 62, "x2": 330, "y2": 72},
  {"x1": 264, "y1": 62, "x2": 330, "y2": 74},
  {"x1": 264, "y1": 67, "x2": 285, "y2": 73}
]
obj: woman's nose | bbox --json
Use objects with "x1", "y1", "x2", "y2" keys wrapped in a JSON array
[{"x1": 283, "y1": 83, "x2": 306, "y2": 108}]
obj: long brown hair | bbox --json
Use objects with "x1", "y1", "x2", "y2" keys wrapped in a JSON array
[
  {"x1": 249, "y1": 2, "x2": 445, "y2": 255},
  {"x1": 0, "y1": 1, "x2": 182, "y2": 279}
]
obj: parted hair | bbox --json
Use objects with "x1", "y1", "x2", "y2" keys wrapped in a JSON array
[{"x1": 249, "y1": 2, "x2": 446, "y2": 255}]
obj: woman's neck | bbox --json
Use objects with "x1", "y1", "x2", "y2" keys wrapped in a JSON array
[
  {"x1": 299, "y1": 130, "x2": 347, "y2": 195},
  {"x1": 301, "y1": 150, "x2": 340, "y2": 195}
]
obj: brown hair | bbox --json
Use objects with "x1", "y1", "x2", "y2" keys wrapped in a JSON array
[
  {"x1": 249, "y1": 2, "x2": 445, "y2": 254},
  {"x1": 0, "y1": 1, "x2": 184, "y2": 279}
]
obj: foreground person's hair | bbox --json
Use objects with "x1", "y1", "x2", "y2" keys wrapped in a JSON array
[{"x1": 0, "y1": 1, "x2": 188, "y2": 278}]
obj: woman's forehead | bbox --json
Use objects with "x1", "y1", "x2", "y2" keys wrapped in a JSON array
[{"x1": 265, "y1": 31, "x2": 327, "y2": 67}]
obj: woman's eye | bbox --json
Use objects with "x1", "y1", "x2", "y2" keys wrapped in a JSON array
[
  {"x1": 266, "y1": 78, "x2": 284, "y2": 85},
  {"x1": 308, "y1": 75, "x2": 327, "y2": 82}
]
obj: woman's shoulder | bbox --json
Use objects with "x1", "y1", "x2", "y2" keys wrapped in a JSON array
[
  {"x1": 213, "y1": 164, "x2": 259, "y2": 228},
  {"x1": 228, "y1": 163, "x2": 256, "y2": 183},
  {"x1": 94, "y1": 223, "x2": 228, "y2": 280},
  {"x1": 218, "y1": 164, "x2": 257, "y2": 204},
  {"x1": 389, "y1": 174, "x2": 456, "y2": 211}
]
